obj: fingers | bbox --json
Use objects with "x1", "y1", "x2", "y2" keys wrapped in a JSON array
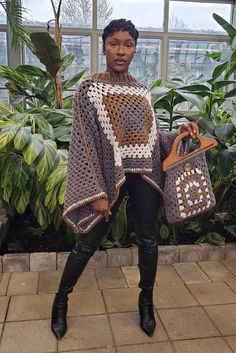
[
  {"x1": 181, "y1": 122, "x2": 199, "y2": 137},
  {"x1": 104, "y1": 210, "x2": 112, "y2": 222},
  {"x1": 91, "y1": 198, "x2": 111, "y2": 222}
]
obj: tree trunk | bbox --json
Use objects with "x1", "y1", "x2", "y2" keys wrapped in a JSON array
[{"x1": 54, "y1": 23, "x2": 63, "y2": 109}]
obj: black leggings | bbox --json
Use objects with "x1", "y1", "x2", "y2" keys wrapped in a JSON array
[{"x1": 73, "y1": 173, "x2": 163, "y2": 255}]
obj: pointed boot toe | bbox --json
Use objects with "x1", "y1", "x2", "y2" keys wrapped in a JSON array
[
  {"x1": 138, "y1": 289, "x2": 156, "y2": 337},
  {"x1": 51, "y1": 321, "x2": 67, "y2": 339},
  {"x1": 51, "y1": 294, "x2": 68, "y2": 339},
  {"x1": 140, "y1": 317, "x2": 156, "y2": 337}
]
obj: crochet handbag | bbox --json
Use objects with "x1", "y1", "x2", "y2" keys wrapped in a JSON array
[{"x1": 162, "y1": 132, "x2": 218, "y2": 223}]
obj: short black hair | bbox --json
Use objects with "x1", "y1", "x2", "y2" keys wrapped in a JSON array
[{"x1": 102, "y1": 19, "x2": 139, "y2": 49}]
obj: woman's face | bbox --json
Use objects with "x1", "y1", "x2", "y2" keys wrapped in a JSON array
[{"x1": 104, "y1": 31, "x2": 136, "y2": 74}]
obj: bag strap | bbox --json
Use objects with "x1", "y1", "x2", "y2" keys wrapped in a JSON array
[{"x1": 162, "y1": 132, "x2": 218, "y2": 172}]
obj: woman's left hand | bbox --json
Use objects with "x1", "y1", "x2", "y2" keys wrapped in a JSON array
[{"x1": 179, "y1": 121, "x2": 199, "y2": 137}]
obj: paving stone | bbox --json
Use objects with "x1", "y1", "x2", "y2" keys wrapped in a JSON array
[
  {"x1": 96, "y1": 267, "x2": 127, "y2": 289},
  {"x1": 3, "y1": 253, "x2": 29, "y2": 272},
  {"x1": 38, "y1": 268, "x2": 97, "y2": 294},
  {"x1": 6, "y1": 293, "x2": 53, "y2": 321},
  {"x1": 103, "y1": 287, "x2": 139, "y2": 313},
  {"x1": 57, "y1": 315, "x2": 113, "y2": 351},
  {"x1": 69, "y1": 267, "x2": 99, "y2": 290},
  {"x1": 0, "y1": 296, "x2": 9, "y2": 322},
  {"x1": 204, "y1": 304, "x2": 236, "y2": 335},
  {"x1": 56, "y1": 252, "x2": 69, "y2": 270},
  {"x1": 225, "y1": 279, "x2": 236, "y2": 293},
  {"x1": 198, "y1": 261, "x2": 236, "y2": 282},
  {"x1": 173, "y1": 337, "x2": 233, "y2": 353},
  {"x1": 154, "y1": 283, "x2": 198, "y2": 309},
  {"x1": 173, "y1": 262, "x2": 210, "y2": 283},
  {"x1": 64, "y1": 349, "x2": 116, "y2": 353},
  {"x1": 0, "y1": 319, "x2": 57, "y2": 353},
  {"x1": 117, "y1": 342, "x2": 175, "y2": 353},
  {"x1": 121, "y1": 265, "x2": 140, "y2": 287},
  {"x1": 225, "y1": 336, "x2": 236, "y2": 353},
  {"x1": 107, "y1": 248, "x2": 132, "y2": 267},
  {"x1": 109, "y1": 312, "x2": 167, "y2": 345},
  {"x1": 158, "y1": 307, "x2": 220, "y2": 340},
  {"x1": 156, "y1": 264, "x2": 183, "y2": 285},
  {"x1": 131, "y1": 246, "x2": 138, "y2": 265},
  {"x1": 187, "y1": 281, "x2": 236, "y2": 305},
  {"x1": 7, "y1": 271, "x2": 39, "y2": 295},
  {"x1": 68, "y1": 290, "x2": 106, "y2": 316},
  {"x1": 158, "y1": 246, "x2": 179, "y2": 264},
  {"x1": 225, "y1": 243, "x2": 236, "y2": 260},
  {"x1": 222, "y1": 260, "x2": 236, "y2": 275},
  {"x1": 200, "y1": 244, "x2": 225, "y2": 261},
  {"x1": 38, "y1": 270, "x2": 62, "y2": 293},
  {"x1": 87, "y1": 250, "x2": 108, "y2": 268},
  {"x1": 30, "y1": 252, "x2": 56, "y2": 271},
  {"x1": 0, "y1": 273, "x2": 10, "y2": 296},
  {"x1": 178, "y1": 245, "x2": 203, "y2": 262}
]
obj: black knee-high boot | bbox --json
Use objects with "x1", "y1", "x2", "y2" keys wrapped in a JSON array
[
  {"x1": 136, "y1": 223, "x2": 158, "y2": 337},
  {"x1": 51, "y1": 238, "x2": 98, "y2": 339}
]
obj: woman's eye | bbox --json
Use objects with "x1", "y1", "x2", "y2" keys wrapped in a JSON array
[{"x1": 126, "y1": 43, "x2": 134, "y2": 48}]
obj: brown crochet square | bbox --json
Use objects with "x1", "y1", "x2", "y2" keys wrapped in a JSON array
[{"x1": 102, "y1": 92, "x2": 153, "y2": 147}]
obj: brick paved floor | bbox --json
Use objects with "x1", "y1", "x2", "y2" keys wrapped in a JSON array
[{"x1": 1, "y1": 260, "x2": 236, "y2": 353}]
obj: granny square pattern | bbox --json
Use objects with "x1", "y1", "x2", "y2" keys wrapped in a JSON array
[{"x1": 163, "y1": 151, "x2": 216, "y2": 223}]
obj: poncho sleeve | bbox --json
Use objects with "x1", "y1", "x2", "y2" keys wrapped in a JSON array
[{"x1": 63, "y1": 86, "x2": 108, "y2": 233}]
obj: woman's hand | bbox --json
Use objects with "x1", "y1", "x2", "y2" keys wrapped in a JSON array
[
  {"x1": 179, "y1": 120, "x2": 200, "y2": 137},
  {"x1": 91, "y1": 197, "x2": 111, "y2": 222}
]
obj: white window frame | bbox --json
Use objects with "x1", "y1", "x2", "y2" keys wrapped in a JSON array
[{"x1": 2, "y1": 0, "x2": 236, "y2": 82}]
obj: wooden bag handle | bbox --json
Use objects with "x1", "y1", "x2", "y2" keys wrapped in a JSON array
[{"x1": 162, "y1": 132, "x2": 218, "y2": 172}]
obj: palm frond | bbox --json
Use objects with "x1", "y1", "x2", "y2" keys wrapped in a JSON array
[{"x1": 0, "y1": 0, "x2": 30, "y2": 50}]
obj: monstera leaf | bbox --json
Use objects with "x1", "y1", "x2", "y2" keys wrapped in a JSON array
[{"x1": 30, "y1": 32, "x2": 63, "y2": 78}]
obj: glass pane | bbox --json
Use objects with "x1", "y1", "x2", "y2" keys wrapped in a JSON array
[
  {"x1": 25, "y1": 47, "x2": 44, "y2": 69},
  {"x1": 0, "y1": 8, "x2": 6, "y2": 24},
  {"x1": 0, "y1": 89, "x2": 9, "y2": 103},
  {"x1": 168, "y1": 40, "x2": 226, "y2": 80},
  {"x1": 98, "y1": 0, "x2": 164, "y2": 32},
  {"x1": 25, "y1": 35, "x2": 90, "y2": 87},
  {"x1": 0, "y1": 32, "x2": 7, "y2": 65},
  {"x1": 169, "y1": 1, "x2": 231, "y2": 34},
  {"x1": 99, "y1": 38, "x2": 160, "y2": 87},
  {"x1": 62, "y1": 35, "x2": 90, "y2": 83},
  {"x1": 23, "y1": 0, "x2": 92, "y2": 28},
  {"x1": 0, "y1": 32, "x2": 7, "y2": 87}
]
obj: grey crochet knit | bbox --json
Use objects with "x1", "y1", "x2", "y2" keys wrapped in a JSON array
[{"x1": 63, "y1": 71, "x2": 178, "y2": 233}]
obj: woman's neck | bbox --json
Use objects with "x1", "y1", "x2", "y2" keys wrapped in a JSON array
[{"x1": 93, "y1": 69, "x2": 137, "y2": 83}]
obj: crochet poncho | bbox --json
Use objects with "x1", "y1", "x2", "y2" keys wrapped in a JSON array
[{"x1": 63, "y1": 71, "x2": 178, "y2": 233}]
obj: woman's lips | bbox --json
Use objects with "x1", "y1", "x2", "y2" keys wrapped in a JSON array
[{"x1": 114, "y1": 60, "x2": 126, "y2": 64}]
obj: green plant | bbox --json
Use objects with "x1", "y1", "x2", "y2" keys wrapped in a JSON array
[
  {"x1": 196, "y1": 232, "x2": 225, "y2": 245},
  {"x1": 0, "y1": 1, "x2": 86, "y2": 230},
  {"x1": 151, "y1": 13, "x2": 236, "y2": 244},
  {"x1": 0, "y1": 0, "x2": 30, "y2": 50},
  {"x1": 101, "y1": 197, "x2": 128, "y2": 248}
]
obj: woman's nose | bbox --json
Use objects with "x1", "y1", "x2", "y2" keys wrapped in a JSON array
[{"x1": 116, "y1": 45, "x2": 125, "y2": 55}]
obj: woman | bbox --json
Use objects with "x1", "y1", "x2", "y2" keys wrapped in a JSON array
[{"x1": 51, "y1": 18, "x2": 198, "y2": 339}]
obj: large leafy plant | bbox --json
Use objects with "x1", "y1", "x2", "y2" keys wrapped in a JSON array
[
  {"x1": 152, "y1": 13, "x2": 236, "y2": 244},
  {"x1": 0, "y1": 1, "x2": 85, "y2": 229}
]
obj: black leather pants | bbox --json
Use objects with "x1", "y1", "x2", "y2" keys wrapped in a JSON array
[{"x1": 57, "y1": 173, "x2": 162, "y2": 295}]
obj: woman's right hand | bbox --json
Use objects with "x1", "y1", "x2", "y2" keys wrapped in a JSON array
[{"x1": 91, "y1": 198, "x2": 111, "y2": 222}]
